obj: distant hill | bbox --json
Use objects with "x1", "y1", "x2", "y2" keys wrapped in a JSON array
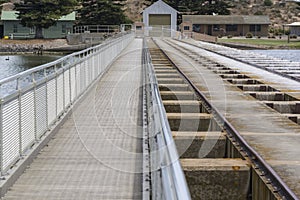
[
  {"x1": 2, "y1": 0, "x2": 300, "y2": 29},
  {"x1": 124, "y1": 0, "x2": 300, "y2": 29}
]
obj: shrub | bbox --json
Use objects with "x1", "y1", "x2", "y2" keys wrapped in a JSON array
[
  {"x1": 246, "y1": 32, "x2": 253, "y2": 38},
  {"x1": 254, "y1": 11, "x2": 263, "y2": 15},
  {"x1": 218, "y1": 35, "x2": 223, "y2": 38},
  {"x1": 264, "y1": 0, "x2": 273, "y2": 6},
  {"x1": 227, "y1": 35, "x2": 233, "y2": 38},
  {"x1": 285, "y1": 29, "x2": 291, "y2": 35},
  {"x1": 290, "y1": 34, "x2": 298, "y2": 39}
]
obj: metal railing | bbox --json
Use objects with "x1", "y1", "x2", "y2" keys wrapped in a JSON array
[
  {"x1": 73, "y1": 25, "x2": 120, "y2": 34},
  {"x1": 0, "y1": 33, "x2": 134, "y2": 175},
  {"x1": 142, "y1": 38, "x2": 191, "y2": 200}
]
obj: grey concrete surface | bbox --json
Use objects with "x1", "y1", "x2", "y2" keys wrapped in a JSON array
[
  {"x1": 157, "y1": 38, "x2": 300, "y2": 197},
  {"x1": 182, "y1": 158, "x2": 250, "y2": 200},
  {"x1": 2, "y1": 39, "x2": 143, "y2": 200}
]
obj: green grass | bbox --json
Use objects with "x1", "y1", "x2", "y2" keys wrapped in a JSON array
[{"x1": 218, "y1": 38, "x2": 300, "y2": 49}]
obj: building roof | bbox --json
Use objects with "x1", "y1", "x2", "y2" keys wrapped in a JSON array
[
  {"x1": 142, "y1": 0, "x2": 178, "y2": 14},
  {"x1": 1, "y1": 11, "x2": 76, "y2": 21},
  {"x1": 286, "y1": 22, "x2": 300, "y2": 26},
  {"x1": 182, "y1": 15, "x2": 271, "y2": 25}
]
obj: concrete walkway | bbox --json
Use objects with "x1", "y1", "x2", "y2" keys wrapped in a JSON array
[{"x1": 3, "y1": 39, "x2": 143, "y2": 200}]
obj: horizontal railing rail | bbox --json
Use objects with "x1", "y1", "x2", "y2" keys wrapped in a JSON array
[
  {"x1": 143, "y1": 38, "x2": 191, "y2": 200},
  {"x1": 0, "y1": 32, "x2": 134, "y2": 176},
  {"x1": 73, "y1": 25, "x2": 120, "y2": 34}
]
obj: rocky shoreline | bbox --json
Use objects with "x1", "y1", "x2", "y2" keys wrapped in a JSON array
[{"x1": 0, "y1": 39, "x2": 73, "y2": 54}]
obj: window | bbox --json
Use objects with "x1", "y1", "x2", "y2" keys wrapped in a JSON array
[
  {"x1": 226, "y1": 24, "x2": 238, "y2": 32},
  {"x1": 13, "y1": 24, "x2": 18, "y2": 33},
  {"x1": 193, "y1": 24, "x2": 201, "y2": 32},
  {"x1": 184, "y1": 26, "x2": 190, "y2": 31},
  {"x1": 30, "y1": 27, "x2": 35, "y2": 34},
  {"x1": 62, "y1": 24, "x2": 66, "y2": 34},
  {"x1": 213, "y1": 25, "x2": 220, "y2": 31},
  {"x1": 136, "y1": 26, "x2": 142, "y2": 30},
  {"x1": 250, "y1": 25, "x2": 261, "y2": 32}
]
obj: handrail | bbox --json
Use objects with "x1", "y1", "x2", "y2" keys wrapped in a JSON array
[
  {"x1": 0, "y1": 32, "x2": 134, "y2": 176},
  {"x1": 0, "y1": 32, "x2": 128, "y2": 87},
  {"x1": 73, "y1": 25, "x2": 120, "y2": 34},
  {"x1": 142, "y1": 38, "x2": 191, "y2": 200}
]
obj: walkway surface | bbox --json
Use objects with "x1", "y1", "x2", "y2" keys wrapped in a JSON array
[{"x1": 3, "y1": 39, "x2": 143, "y2": 200}]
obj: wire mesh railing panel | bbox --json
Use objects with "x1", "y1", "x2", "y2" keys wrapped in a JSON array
[
  {"x1": 56, "y1": 75, "x2": 64, "y2": 116},
  {"x1": 47, "y1": 79, "x2": 57, "y2": 126},
  {"x1": 64, "y1": 71, "x2": 71, "y2": 109},
  {"x1": 20, "y1": 91, "x2": 35, "y2": 152},
  {"x1": 2, "y1": 99, "x2": 20, "y2": 171},
  {"x1": 70, "y1": 67, "x2": 76, "y2": 102},
  {"x1": 35, "y1": 85, "x2": 47, "y2": 138}
]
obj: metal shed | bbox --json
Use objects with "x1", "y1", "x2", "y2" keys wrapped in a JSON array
[{"x1": 143, "y1": 0, "x2": 178, "y2": 37}]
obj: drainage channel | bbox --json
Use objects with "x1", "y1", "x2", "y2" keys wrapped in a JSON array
[
  {"x1": 165, "y1": 39, "x2": 300, "y2": 126},
  {"x1": 147, "y1": 38, "x2": 298, "y2": 200}
]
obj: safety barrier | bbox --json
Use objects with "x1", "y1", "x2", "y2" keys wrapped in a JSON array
[
  {"x1": 142, "y1": 38, "x2": 191, "y2": 200},
  {"x1": 0, "y1": 33, "x2": 134, "y2": 175}
]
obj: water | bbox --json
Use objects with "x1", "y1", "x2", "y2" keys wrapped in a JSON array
[
  {"x1": 0, "y1": 54, "x2": 62, "y2": 80},
  {"x1": 249, "y1": 50, "x2": 300, "y2": 62}
]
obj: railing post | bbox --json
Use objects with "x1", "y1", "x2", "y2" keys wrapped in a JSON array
[
  {"x1": 69, "y1": 60, "x2": 72, "y2": 105},
  {"x1": 0, "y1": 97, "x2": 3, "y2": 176},
  {"x1": 17, "y1": 78, "x2": 23, "y2": 157},
  {"x1": 44, "y1": 69, "x2": 49, "y2": 130},
  {"x1": 55, "y1": 64, "x2": 58, "y2": 121},
  {"x1": 62, "y1": 62, "x2": 65, "y2": 112}
]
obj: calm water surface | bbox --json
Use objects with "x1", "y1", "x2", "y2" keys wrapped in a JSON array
[
  {"x1": 0, "y1": 55, "x2": 62, "y2": 80},
  {"x1": 249, "y1": 50, "x2": 300, "y2": 62}
]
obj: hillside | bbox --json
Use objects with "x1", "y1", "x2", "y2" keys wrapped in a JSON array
[
  {"x1": 124, "y1": 0, "x2": 300, "y2": 29},
  {"x1": 2, "y1": 0, "x2": 300, "y2": 29}
]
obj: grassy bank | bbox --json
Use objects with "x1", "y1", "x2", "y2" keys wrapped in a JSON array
[{"x1": 218, "y1": 38, "x2": 300, "y2": 49}]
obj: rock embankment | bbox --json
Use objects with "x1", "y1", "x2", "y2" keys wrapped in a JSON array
[{"x1": 0, "y1": 39, "x2": 69, "y2": 53}]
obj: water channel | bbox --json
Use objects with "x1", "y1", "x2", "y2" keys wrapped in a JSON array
[{"x1": 0, "y1": 54, "x2": 62, "y2": 80}]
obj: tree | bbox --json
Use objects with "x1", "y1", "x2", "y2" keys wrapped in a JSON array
[
  {"x1": 78, "y1": 0, "x2": 127, "y2": 25},
  {"x1": 143, "y1": 0, "x2": 231, "y2": 24},
  {"x1": 14, "y1": 0, "x2": 78, "y2": 39}
]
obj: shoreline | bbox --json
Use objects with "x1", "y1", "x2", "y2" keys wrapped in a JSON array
[{"x1": 0, "y1": 38, "x2": 98, "y2": 55}]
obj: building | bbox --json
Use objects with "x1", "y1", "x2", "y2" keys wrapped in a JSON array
[
  {"x1": 142, "y1": 0, "x2": 178, "y2": 37},
  {"x1": 286, "y1": 22, "x2": 300, "y2": 36},
  {"x1": 1, "y1": 11, "x2": 76, "y2": 39},
  {"x1": 182, "y1": 15, "x2": 271, "y2": 37}
]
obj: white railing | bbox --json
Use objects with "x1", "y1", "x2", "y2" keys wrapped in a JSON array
[
  {"x1": 73, "y1": 25, "x2": 120, "y2": 34},
  {"x1": 143, "y1": 39, "x2": 191, "y2": 200},
  {"x1": 0, "y1": 33, "x2": 134, "y2": 175}
]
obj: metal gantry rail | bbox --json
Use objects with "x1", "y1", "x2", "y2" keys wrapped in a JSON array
[
  {"x1": 142, "y1": 38, "x2": 191, "y2": 200},
  {"x1": 0, "y1": 33, "x2": 134, "y2": 176}
]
